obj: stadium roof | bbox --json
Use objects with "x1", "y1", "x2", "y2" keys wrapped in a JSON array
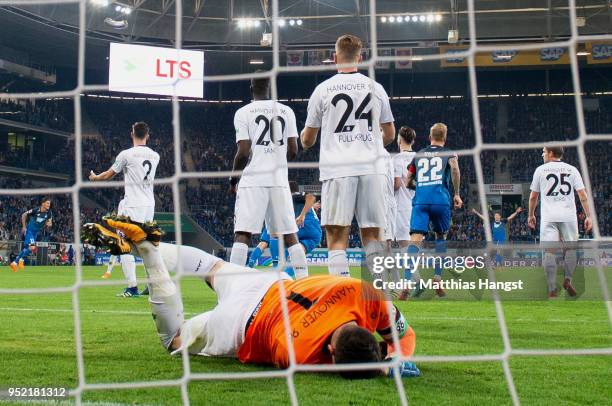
[{"x1": 0, "y1": 0, "x2": 610, "y2": 71}]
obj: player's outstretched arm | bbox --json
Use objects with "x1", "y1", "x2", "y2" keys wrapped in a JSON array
[
  {"x1": 506, "y1": 207, "x2": 523, "y2": 222},
  {"x1": 20, "y1": 210, "x2": 29, "y2": 235},
  {"x1": 230, "y1": 140, "x2": 251, "y2": 193},
  {"x1": 471, "y1": 208, "x2": 486, "y2": 221},
  {"x1": 380, "y1": 122, "x2": 396, "y2": 146},
  {"x1": 89, "y1": 167, "x2": 117, "y2": 181},
  {"x1": 576, "y1": 189, "x2": 593, "y2": 232},
  {"x1": 300, "y1": 127, "x2": 319, "y2": 149},
  {"x1": 528, "y1": 192, "x2": 539, "y2": 229},
  {"x1": 449, "y1": 157, "x2": 462, "y2": 208}
]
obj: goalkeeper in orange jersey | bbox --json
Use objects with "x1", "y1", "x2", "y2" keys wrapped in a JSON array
[{"x1": 82, "y1": 215, "x2": 419, "y2": 379}]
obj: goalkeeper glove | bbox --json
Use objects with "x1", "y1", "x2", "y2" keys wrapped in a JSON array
[{"x1": 388, "y1": 361, "x2": 421, "y2": 378}]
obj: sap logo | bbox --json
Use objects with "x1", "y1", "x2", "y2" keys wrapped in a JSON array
[
  {"x1": 445, "y1": 49, "x2": 466, "y2": 63},
  {"x1": 592, "y1": 44, "x2": 612, "y2": 60},
  {"x1": 541, "y1": 47, "x2": 565, "y2": 61},
  {"x1": 492, "y1": 50, "x2": 517, "y2": 62}
]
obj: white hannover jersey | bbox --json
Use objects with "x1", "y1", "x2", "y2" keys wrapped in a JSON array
[
  {"x1": 393, "y1": 151, "x2": 416, "y2": 211},
  {"x1": 305, "y1": 72, "x2": 394, "y2": 181},
  {"x1": 530, "y1": 160, "x2": 585, "y2": 223},
  {"x1": 111, "y1": 146, "x2": 160, "y2": 208},
  {"x1": 234, "y1": 100, "x2": 298, "y2": 188}
]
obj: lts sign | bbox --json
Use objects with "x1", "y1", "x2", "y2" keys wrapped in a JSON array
[{"x1": 109, "y1": 43, "x2": 204, "y2": 98}]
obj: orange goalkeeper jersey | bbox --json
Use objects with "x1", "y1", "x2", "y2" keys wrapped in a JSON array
[{"x1": 237, "y1": 275, "x2": 403, "y2": 368}]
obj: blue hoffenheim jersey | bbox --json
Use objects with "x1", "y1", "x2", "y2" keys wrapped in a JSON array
[
  {"x1": 26, "y1": 208, "x2": 52, "y2": 232},
  {"x1": 411, "y1": 145, "x2": 456, "y2": 206},
  {"x1": 293, "y1": 193, "x2": 318, "y2": 222},
  {"x1": 492, "y1": 220, "x2": 508, "y2": 242}
]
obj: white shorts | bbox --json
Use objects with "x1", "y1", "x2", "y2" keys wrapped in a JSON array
[
  {"x1": 394, "y1": 207, "x2": 412, "y2": 241},
  {"x1": 540, "y1": 221, "x2": 579, "y2": 242},
  {"x1": 234, "y1": 187, "x2": 298, "y2": 235},
  {"x1": 118, "y1": 199, "x2": 154, "y2": 223},
  {"x1": 321, "y1": 174, "x2": 386, "y2": 228},
  {"x1": 183, "y1": 263, "x2": 291, "y2": 357}
]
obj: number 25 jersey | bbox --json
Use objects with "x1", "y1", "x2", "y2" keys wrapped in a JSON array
[
  {"x1": 305, "y1": 72, "x2": 394, "y2": 181},
  {"x1": 530, "y1": 161, "x2": 585, "y2": 223},
  {"x1": 409, "y1": 145, "x2": 456, "y2": 206},
  {"x1": 234, "y1": 100, "x2": 299, "y2": 188}
]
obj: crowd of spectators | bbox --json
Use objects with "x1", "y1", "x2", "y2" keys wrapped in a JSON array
[{"x1": 0, "y1": 95, "x2": 610, "y2": 245}]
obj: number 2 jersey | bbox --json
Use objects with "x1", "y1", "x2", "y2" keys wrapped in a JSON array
[
  {"x1": 409, "y1": 145, "x2": 457, "y2": 206},
  {"x1": 237, "y1": 276, "x2": 414, "y2": 368},
  {"x1": 111, "y1": 146, "x2": 160, "y2": 208},
  {"x1": 305, "y1": 72, "x2": 394, "y2": 181},
  {"x1": 234, "y1": 100, "x2": 299, "y2": 188},
  {"x1": 529, "y1": 160, "x2": 585, "y2": 223}
]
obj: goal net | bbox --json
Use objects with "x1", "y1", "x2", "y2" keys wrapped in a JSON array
[{"x1": 0, "y1": 0, "x2": 611, "y2": 405}]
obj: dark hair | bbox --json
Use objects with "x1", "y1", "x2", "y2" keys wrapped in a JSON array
[
  {"x1": 335, "y1": 34, "x2": 363, "y2": 62},
  {"x1": 132, "y1": 122, "x2": 150, "y2": 139},
  {"x1": 251, "y1": 71, "x2": 270, "y2": 98},
  {"x1": 546, "y1": 146, "x2": 564, "y2": 158},
  {"x1": 40, "y1": 196, "x2": 51, "y2": 204},
  {"x1": 334, "y1": 325, "x2": 382, "y2": 379},
  {"x1": 399, "y1": 126, "x2": 416, "y2": 145},
  {"x1": 289, "y1": 181, "x2": 299, "y2": 194}
]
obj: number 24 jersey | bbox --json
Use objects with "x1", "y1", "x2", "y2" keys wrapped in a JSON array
[
  {"x1": 530, "y1": 161, "x2": 585, "y2": 223},
  {"x1": 234, "y1": 100, "x2": 298, "y2": 188}
]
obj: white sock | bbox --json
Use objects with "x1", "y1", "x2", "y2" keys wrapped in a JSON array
[
  {"x1": 106, "y1": 255, "x2": 117, "y2": 273},
  {"x1": 328, "y1": 250, "x2": 350, "y2": 277},
  {"x1": 288, "y1": 244, "x2": 308, "y2": 279},
  {"x1": 564, "y1": 249, "x2": 577, "y2": 280},
  {"x1": 134, "y1": 241, "x2": 176, "y2": 300},
  {"x1": 230, "y1": 242, "x2": 249, "y2": 266},
  {"x1": 364, "y1": 241, "x2": 385, "y2": 279},
  {"x1": 121, "y1": 254, "x2": 137, "y2": 288},
  {"x1": 543, "y1": 252, "x2": 558, "y2": 292}
]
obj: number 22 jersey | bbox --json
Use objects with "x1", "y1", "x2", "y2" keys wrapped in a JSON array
[
  {"x1": 409, "y1": 145, "x2": 456, "y2": 206},
  {"x1": 305, "y1": 72, "x2": 394, "y2": 181}
]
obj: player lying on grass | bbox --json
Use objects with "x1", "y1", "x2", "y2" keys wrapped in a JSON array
[
  {"x1": 82, "y1": 215, "x2": 420, "y2": 379},
  {"x1": 10, "y1": 196, "x2": 53, "y2": 272}
]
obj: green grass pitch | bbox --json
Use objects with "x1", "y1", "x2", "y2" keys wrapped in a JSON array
[{"x1": 0, "y1": 265, "x2": 610, "y2": 405}]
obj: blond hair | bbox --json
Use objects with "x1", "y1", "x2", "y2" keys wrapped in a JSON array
[
  {"x1": 430, "y1": 123, "x2": 447, "y2": 142},
  {"x1": 335, "y1": 34, "x2": 363, "y2": 63}
]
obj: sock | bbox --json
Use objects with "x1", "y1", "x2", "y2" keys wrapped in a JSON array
[
  {"x1": 121, "y1": 254, "x2": 137, "y2": 288},
  {"x1": 229, "y1": 242, "x2": 248, "y2": 266},
  {"x1": 106, "y1": 255, "x2": 117, "y2": 273},
  {"x1": 284, "y1": 266, "x2": 295, "y2": 278},
  {"x1": 404, "y1": 244, "x2": 420, "y2": 280},
  {"x1": 364, "y1": 241, "x2": 385, "y2": 279},
  {"x1": 543, "y1": 252, "x2": 558, "y2": 293},
  {"x1": 269, "y1": 238, "x2": 280, "y2": 266},
  {"x1": 328, "y1": 250, "x2": 350, "y2": 277},
  {"x1": 135, "y1": 240, "x2": 183, "y2": 350},
  {"x1": 248, "y1": 246, "x2": 263, "y2": 267},
  {"x1": 434, "y1": 239, "x2": 447, "y2": 279},
  {"x1": 288, "y1": 244, "x2": 308, "y2": 279},
  {"x1": 564, "y1": 249, "x2": 577, "y2": 280},
  {"x1": 16, "y1": 247, "x2": 31, "y2": 262}
]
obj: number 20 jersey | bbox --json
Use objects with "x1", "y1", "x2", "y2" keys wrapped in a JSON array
[
  {"x1": 305, "y1": 72, "x2": 394, "y2": 181},
  {"x1": 111, "y1": 146, "x2": 160, "y2": 208},
  {"x1": 234, "y1": 100, "x2": 299, "y2": 188},
  {"x1": 410, "y1": 145, "x2": 456, "y2": 206},
  {"x1": 529, "y1": 161, "x2": 585, "y2": 223}
]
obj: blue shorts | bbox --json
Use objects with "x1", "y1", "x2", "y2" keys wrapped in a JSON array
[
  {"x1": 24, "y1": 229, "x2": 38, "y2": 246},
  {"x1": 261, "y1": 221, "x2": 322, "y2": 255},
  {"x1": 410, "y1": 204, "x2": 451, "y2": 235}
]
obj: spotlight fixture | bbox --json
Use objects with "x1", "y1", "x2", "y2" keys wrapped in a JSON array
[
  {"x1": 381, "y1": 16, "x2": 387, "y2": 23},
  {"x1": 246, "y1": 20, "x2": 254, "y2": 27},
  {"x1": 124, "y1": 7, "x2": 131, "y2": 14},
  {"x1": 427, "y1": 14, "x2": 434, "y2": 22},
  {"x1": 237, "y1": 19, "x2": 246, "y2": 28},
  {"x1": 411, "y1": 15, "x2": 418, "y2": 22},
  {"x1": 278, "y1": 19, "x2": 286, "y2": 27},
  {"x1": 389, "y1": 16, "x2": 395, "y2": 22},
  {"x1": 296, "y1": 19, "x2": 303, "y2": 26},
  {"x1": 115, "y1": 5, "x2": 121, "y2": 11},
  {"x1": 435, "y1": 14, "x2": 442, "y2": 21},
  {"x1": 419, "y1": 15, "x2": 426, "y2": 22},
  {"x1": 249, "y1": 59, "x2": 264, "y2": 65},
  {"x1": 289, "y1": 19, "x2": 295, "y2": 26},
  {"x1": 253, "y1": 19, "x2": 261, "y2": 27}
]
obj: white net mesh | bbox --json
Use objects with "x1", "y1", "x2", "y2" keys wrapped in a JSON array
[{"x1": 0, "y1": 0, "x2": 611, "y2": 405}]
